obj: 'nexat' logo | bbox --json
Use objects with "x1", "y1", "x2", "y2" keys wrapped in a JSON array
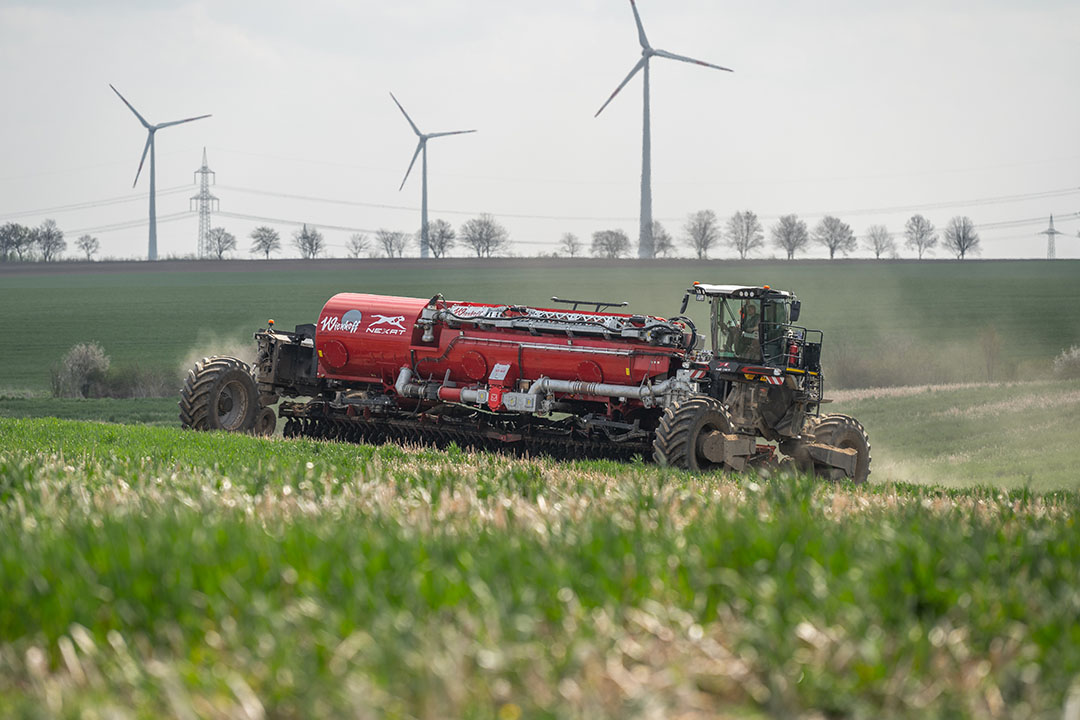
[
  {"x1": 320, "y1": 309, "x2": 364, "y2": 333},
  {"x1": 367, "y1": 314, "x2": 408, "y2": 335}
]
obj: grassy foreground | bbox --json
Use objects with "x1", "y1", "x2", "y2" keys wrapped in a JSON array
[{"x1": 2, "y1": 418, "x2": 1079, "y2": 718}]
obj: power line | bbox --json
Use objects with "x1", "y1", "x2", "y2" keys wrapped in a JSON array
[
  {"x1": 216, "y1": 211, "x2": 560, "y2": 246},
  {"x1": 208, "y1": 145, "x2": 1080, "y2": 187},
  {"x1": 0, "y1": 186, "x2": 190, "y2": 221},
  {"x1": 66, "y1": 212, "x2": 191, "y2": 236},
  {"x1": 978, "y1": 213, "x2": 1080, "y2": 230},
  {"x1": 812, "y1": 188, "x2": 1079, "y2": 220},
  {"x1": 3, "y1": 174, "x2": 1074, "y2": 228},
  {"x1": 215, "y1": 211, "x2": 380, "y2": 236},
  {"x1": 216, "y1": 183, "x2": 1080, "y2": 225}
]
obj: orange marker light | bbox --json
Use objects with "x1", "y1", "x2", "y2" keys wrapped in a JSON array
[
  {"x1": 763, "y1": 285, "x2": 770, "y2": 290},
  {"x1": 268, "y1": 319, "x2": 275, "y2": 326},
  {"x1": 693, "y1": 281, "x2": 700, "y2": 285}
]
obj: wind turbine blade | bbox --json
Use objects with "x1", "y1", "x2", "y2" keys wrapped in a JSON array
[
  {"x1": 156, "y1": 114, "x2": 212, "y2": 129},
  {"x1": 595, "y1": 58, "x2": 646, "y2": 117},
  {"x1": 427, "y1": 129, "x2": 477, "y2": 139},
  {"x1": 133, "y1": 133, "x2": 152, "y2": 187},
  {"x1": 653, "y1": 48, "x2": 733, "y2": 72},
  {"x1": 399, "y1": 140, "x2": 423, "y2": 191},
  {"x1": 629, "y1": 0, "x2": 650, "y2": 49},
  {"x1": 110, "y1": 84, "x2": 152, "y2": 129},
  {"x1": 389, "y1": 92, "x2": 422, "y2": 137}
]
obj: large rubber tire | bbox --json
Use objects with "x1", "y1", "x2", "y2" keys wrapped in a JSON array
[
  {"x1": 253, "y1": 407, "x2": 277, "y2": 436},
  {"x1": 178, "y1": 356, "x2": 259, "y2": 432},
  {"x1": 805, "y1": 413, "x2": 872, "y2": 483},
  {"x1": 653, "y1": 396, "x2": 735, "y2": 472}
]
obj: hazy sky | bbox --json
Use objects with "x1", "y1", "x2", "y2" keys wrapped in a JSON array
[{"x1": 1, "y1": 0, "x2": 1078, "y2": 260}]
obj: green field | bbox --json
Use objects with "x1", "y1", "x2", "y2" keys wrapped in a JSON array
[
  {"x1": 0, "y1": 396, "x2": 178, "y2": 425},
  {"x1": 3, "y1": 260, "x2": 1078, "y2": 717},
  {"x1": 2, "y1": 258, "x2": 1078, "y2": 392},
  {"x1": 1, "y1": 416, "x2": 1078, "y2": 718},
  {"x1": 4, "y1": 377, "x2": 1078, "y2": 490},
  {"x1": 829, "y1": 379, "x2": 1080, "y2": 491}
]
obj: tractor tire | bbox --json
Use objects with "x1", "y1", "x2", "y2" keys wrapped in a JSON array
[
  {"x1": 178, "y1": 356, "x2": 259, "y2": 432},
  {"x1": 805, "y1": 413, "x2": 872, "y2": 484},
  {"x1": 653, "y1": 396, "x2": 735, "y2": 472},
  {"x1": 253, "y1": 407, "x2": 277, "y2": 436}
]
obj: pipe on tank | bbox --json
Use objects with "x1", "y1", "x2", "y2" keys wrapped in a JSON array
[
  {"x1": 437, "y1": 386, "x2": 462, "y2": 402},
  {"x1": 398, "y1": 366, "x2": 674, "y2": 407},
  {"x1": 395, "y1": 367, "x2": 420, "y2": 398},
  {"x1": 527, "y1": 376, "x2": 675, "y2": 400},
  {"x1": 397, "y1": 367, "x2": 485, "y2": 404}
]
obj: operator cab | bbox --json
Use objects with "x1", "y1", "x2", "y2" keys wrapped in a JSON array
[{"x1": 679, "y1": 283, "x2": 821, "y2": 371}]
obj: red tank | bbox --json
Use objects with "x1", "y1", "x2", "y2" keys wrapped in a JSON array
[{"x1": 314, "y1": 292, "x2": 678, "y2": 392}]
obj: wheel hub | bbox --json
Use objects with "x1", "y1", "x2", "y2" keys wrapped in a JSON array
[{"x1": 216, "y1": 381, "x2": 249, "y2": 429}]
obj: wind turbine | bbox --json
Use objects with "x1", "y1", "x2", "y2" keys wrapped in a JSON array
[
  {"x1": 110, "y1": 84, "x2": 211, "y2": 261},
  {"x1": 390, "y1": 92, "x2": 476, "y2": 259},
  {"x1": 595, "y1": 0, "x2": 732, "y2": 259}
]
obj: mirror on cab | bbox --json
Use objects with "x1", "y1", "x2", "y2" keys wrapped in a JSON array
[{"x1": 790, "y1": 300, "x2": 801, "y2": 323}]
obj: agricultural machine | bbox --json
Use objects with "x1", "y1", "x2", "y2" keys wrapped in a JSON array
[{"x1": 179, "y1": 284, "x2": 870, "y2": 481}]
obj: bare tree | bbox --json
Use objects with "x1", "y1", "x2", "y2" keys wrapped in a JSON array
[
  {"x1": 293, "y1": 225, "x2": 325, "y2": 259},
  {"x1": 0, "y1": 224, "x2": 12, "y2": 262},
  {"x1": 724, "y1": 210, "x2": 764, "y2": 260},
  {"x1": 684, "y1": 210, "x2": 721, "y2": 260},
  {"x1": 904, "y1": 214, "x2": 937, "y2": 259},
  {"x1": 1, "y1": 223, "x2": 33, "y2": 261},
  {"x1": 559, "y1": 232, "x2": 582, "y2": 258},
  {"x1": 345, "y1": 233, "x2": 369, "y2": 259},
  {"x1": 460, "y1": 214, "x2": 511, "y2": 258},
  {"x1": 591, "y1": 229, "x2": 631, "y2": 259},
  {"x1": 375, "y1": 229, "x2": 408, "y2": 258},
  {"x1": 426, "y1": 219, "x2": 456, "y2": 259},
  {"x1": 34, "y1": 219, "x2": 66, "y2": 262},
  {"x1": 770, "y1": 215, "x2": 809, "y2": 260},
  {"x1": 943, "y1": 216, "x2": 980, "y2": 260},
  {"x1": 864, "y1": 225, "x2": 896, "y2": 259},
  {"x1": 249, "y1": 226, "x2": 281, "y2": 260},
  {"x1": 652, "y1": 221, "x2": 675, "y2": 258},
  {"x1": 207, "y1": 227, "x2": 237, "y2": 260},
  {"x1": 813, "y1": 216, "x2": 856, "y2": 259},
  {"x1": 75, "y1": 234, "x2": 100, "y2": 261}
]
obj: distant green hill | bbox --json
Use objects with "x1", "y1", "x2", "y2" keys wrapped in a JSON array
[{"x1": 2, "y1": 258, "x2": 1077, "y2": 392}]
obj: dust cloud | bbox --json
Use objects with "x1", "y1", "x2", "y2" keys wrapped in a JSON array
[{"x1": 178, "y1": 330, "x2": 258, "y2": 378}]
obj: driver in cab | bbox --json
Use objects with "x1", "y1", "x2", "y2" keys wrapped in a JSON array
[{"x1": 735, "y1": 300, "x2": 760, "y2": 358}]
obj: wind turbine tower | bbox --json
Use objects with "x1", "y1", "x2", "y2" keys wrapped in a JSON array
[
  {"x1": 390, "y1": 92, "x2": 476, "y2": 259},
  {"x1": 110, "y1": 85, "x2": 211, "y2": 261},
  {"x1": 595, "y1": 0, "x2": 732, "y2": 259},
  {"x1": 1039, "y1": 214, "x2": 1063, "y2": 260},
  {"x1": 190, "y1": 148, "x2": 219, "y2": 259}
]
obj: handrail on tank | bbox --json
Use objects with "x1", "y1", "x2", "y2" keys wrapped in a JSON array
[{"x1": 550, "y1": 296, "x2": 629, "y2": 312}]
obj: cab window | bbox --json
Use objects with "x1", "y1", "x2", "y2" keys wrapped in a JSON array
[{"x1": 715, "y1": 298, "x2": 761, "y2": 361}]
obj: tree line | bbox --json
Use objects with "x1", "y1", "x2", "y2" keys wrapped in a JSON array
[
  {"x1": 0, "y1": 220, "x2": 99, "y2": 262},
  {"x1": 0, "y1": 211, "x2": 984, "y2": 262},
  {"x1": 240, "y1": 214, "x2": 513, "y2": 260},
  {"x1": 561, "y1": 211, "x2": 982, "y2": 261},
  {"x1": 0, "y1": 213, "x2": 514, "y2": 262}
]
